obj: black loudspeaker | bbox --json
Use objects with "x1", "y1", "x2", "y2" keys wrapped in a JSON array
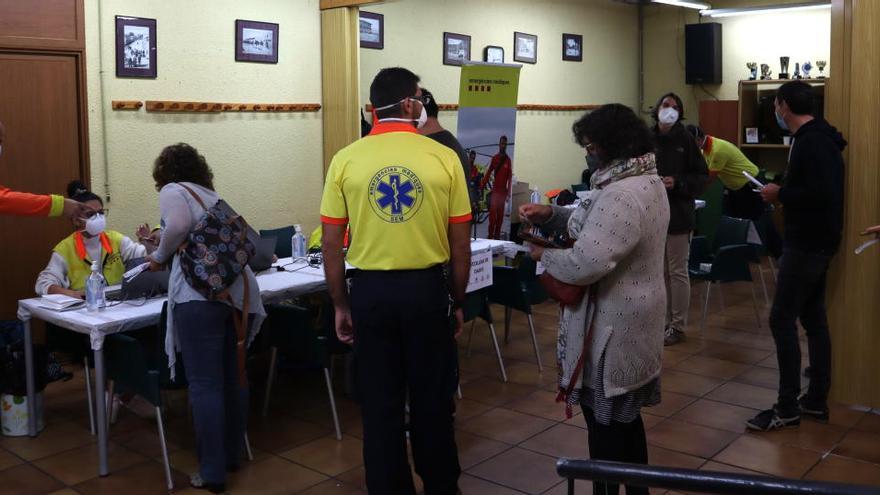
[{"x1": 685, "y1": 23, "x2": 722, "y2": 85}]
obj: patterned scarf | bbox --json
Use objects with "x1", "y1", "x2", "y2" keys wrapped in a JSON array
[{"x1": 556, "y1": 152, "x2": 658, "y2": 417}]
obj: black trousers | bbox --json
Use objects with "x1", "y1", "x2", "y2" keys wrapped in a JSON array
[
  {"x1": 350, "y1": 267, "x2": 460, "y2": 495},
  {"x1": 723, "y1": 185, "x2": 764, "y2": 221},
  {"x1": 769, "y1": 248, "x2": 833, "y2": 414},
  {"x1": 582, "y1": 407, "x2": 649, "y2": 495}
]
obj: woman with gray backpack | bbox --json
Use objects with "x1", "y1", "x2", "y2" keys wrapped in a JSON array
[{"x1": 147, "y1": 143, "x2": 264, "y2": 493}]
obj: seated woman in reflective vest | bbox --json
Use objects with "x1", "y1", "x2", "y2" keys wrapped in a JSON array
[{"x1": 35, "y1": 181, "x2": 151, "y2": 298}]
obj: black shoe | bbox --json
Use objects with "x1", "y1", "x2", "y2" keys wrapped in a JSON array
[
  {"x1": 190, "y1": 474, "x2": 226, "y2": 494},
  {"x1": 745, "y1": 407, "x2": 800, "y2": 432},
  {"x1": 798, "y1": 395, "x2": 830, "y2": 423}
]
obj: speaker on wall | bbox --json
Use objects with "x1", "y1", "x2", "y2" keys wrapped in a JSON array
[{"x1": 685, "y1": 23, "x2": 722, "y2": 85}]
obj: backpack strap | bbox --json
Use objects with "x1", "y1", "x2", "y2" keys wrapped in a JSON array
[
  {"x1": 177, "y1": 183, "x2": 209, "y2": 212},
  {"x1": 220, "y1": 275, "x2": 251, "y2": 387}
]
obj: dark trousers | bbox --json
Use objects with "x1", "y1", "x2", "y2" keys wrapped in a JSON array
[
  {"x1": 175, "y1": 301, "x2": 248, "y2": 484},
  {"x1": 769, "y1": 248, "x2": 833, "y2": 414},
  {"x1": 723, "y1": 185, "x2": 764, "y2": 221},
  {"x1": 582, "y1": 407, "x2": 649, "y2": 495},
  {"x1": 350, "y1": 267, "x2": 460, "y2": 495}
]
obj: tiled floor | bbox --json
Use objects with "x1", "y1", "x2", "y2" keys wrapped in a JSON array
[{"x1": 4, "y1": 275, "x2": 880, "y2": 494}]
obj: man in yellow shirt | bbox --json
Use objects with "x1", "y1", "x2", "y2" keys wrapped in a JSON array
[
  {"x1": 687, "y1": 125, "x2": 764, "y2": 220},
  {"x1": 320, "y1": 67, "x2": 471, "y2": 495}
]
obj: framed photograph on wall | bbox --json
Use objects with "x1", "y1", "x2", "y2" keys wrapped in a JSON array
[
  {"x1": 115, "y1": 16, "x2": 157, "y2": 78},
  {"x1": 483, "y1": 45, "x2": 504, "y2": 64},
  {"x1": 514, "y1": 32, "x2": 537, "y2": 64},
  {"x1": 359, "y1": 11, "x2": 384, "y2": 49},
  {"x1": 562, "y1": 33, "x2": 583, "y2": 62},
  {"x1": 235, "y1": 20, "x2": 279, "y2": 63},
  {"x1": 443, "y1": 32, "x2": 471, "y2": 66}
]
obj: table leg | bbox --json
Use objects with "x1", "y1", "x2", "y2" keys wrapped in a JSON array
[
  {"x1": 23, "y1": 318, "x2": 36, "y2": 437},
  {"x1": 93, "y1": 347, "x2": 109, "y2": 476}
]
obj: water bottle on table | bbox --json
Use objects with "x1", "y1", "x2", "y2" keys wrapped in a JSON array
[
  {"x1": 292, "y1": 224, "x2": 306, "y2": 259},
  {"x1": 86, "y1": 260, "x2": 106, "y2": 312}
]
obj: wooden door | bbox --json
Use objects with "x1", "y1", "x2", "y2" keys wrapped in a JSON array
[{"x1": 0, "y1": 52, "x2": 87, "y2": 317}]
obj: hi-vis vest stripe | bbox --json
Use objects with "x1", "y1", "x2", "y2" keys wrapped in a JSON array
[{"x1": 53, "y1": 231, "x2": 126, "y2": 290}]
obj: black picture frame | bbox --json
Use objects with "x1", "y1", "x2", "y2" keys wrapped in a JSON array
[
  {"x1": 359, "y1": 11, "x2": 384, "y2": 49},
  {"x1": 443, "y1": 32, "x2": 471, "y2": 66},
  {"x1": 235, "y1": 20, "x2": 279, "y2": 63},
  {"x1": 483, "y1": 45, "x2": 505, "y2": 64},
  {"x1": 514, "y1": 31, "x2": 537, "y2": 64},
  {"x1": 115, "y1": 16, "x2": 157, "y2": 78},
  {"x1": 562, "y1": 33, "x2": 583, "y2": 62}
]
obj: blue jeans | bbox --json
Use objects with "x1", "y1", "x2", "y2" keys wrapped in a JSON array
[{"x1": 174, "y1": 301, "x2": 249, "y2": 484}]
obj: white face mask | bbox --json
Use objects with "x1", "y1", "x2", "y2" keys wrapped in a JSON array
[
  {"x1": 658, "y1": 107, "x2": 679, "y2": 125},
  {"x1": 84, "y1": 213, "x2": 106, "y2": 237},
  {"x1": 375, "y1": 98, "x2": 428, "y2": 129}
]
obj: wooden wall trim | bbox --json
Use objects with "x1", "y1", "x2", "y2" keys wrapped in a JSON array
[
  {"x1": 320, "y1": 0, "x2": 380, "y2": 10},
  {"x1": 364, "y1": 103, "x2": 599, "y2": 112}
]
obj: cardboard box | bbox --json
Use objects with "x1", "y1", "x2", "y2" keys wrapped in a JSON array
[{"x1": 510, "y1": 181, "x2": 530, "y2": 223}]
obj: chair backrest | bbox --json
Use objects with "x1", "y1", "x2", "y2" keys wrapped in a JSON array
[
  {"x1": 713, "y1": 216, "x2": 751, "y2": 251},
  {"x1": 571, "y1": 183, "x2": 590, "y2": 193},
  {"x1": 488, "y1": 266, "x2": 530, "y2": 313},
  {"x1": 105, "y1": 333, "x2": 161, "y2": 407},
  {"x1": 689, "y1": 236, "x2": 712, "y2": 270},
  {"x1": 709, "y1": 244, "x2": 754, "y2": 283},
  {"x1": 462, "y1": 289, "x2": 493, "y2": 324},
  {"x1": 259, "y1": 225, "x2": 295, "y2": 258}
]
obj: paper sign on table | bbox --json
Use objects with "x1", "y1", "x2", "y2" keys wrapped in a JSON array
[{"x1": 467, "y1": 249, "x2": 493, "y2": 292}]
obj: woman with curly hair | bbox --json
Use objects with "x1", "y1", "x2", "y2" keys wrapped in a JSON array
[
  {"x1": 520, "y1": 104, "x2": 669, "y2": 495},
  {"x1": 148, "y1": 143, "x2": 264, "y2": 493}
]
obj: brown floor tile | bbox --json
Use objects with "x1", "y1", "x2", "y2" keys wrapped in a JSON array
[
  {"x1": 458, "y1": 377, "x2": 539, "y2": 408},
  {"x1": 111, "y1": 427, "x2": 186, "y2": 459},
  {"x1": 672, "y1": 399, "x2": 756, "y2": 433},
  {"x1": 713, "y1": 435, "x2": 821, "y2": 478},
  {"x1": 0, "y1": 463, "x2": 64, "y2": 495},
  {"x1": 458, "y1": 473, "x2": 524, "y2": 494},
  {"x1": 747, "y1": 420, "x2": 847, "y2": 453},
  {"x1": 563, "y1": 414, "x2": 587, "y2": 429},
  {"x1": 335, "y1": 465, "x2": 424, "y2": 494},
  {"x1": 501, "y1": 361, "x2": 558, "y2": 389},
  {"x1": 697, "y1": 341, "x2": 772, "y2": 365},
  {"x1": 805, "y1": 454, "x2": 880, "y2": 486},
  {"x1": 662, "y1": 348, "x2": 695, "y2": 368},
  {"x1": 642, "y1": 413, "x2": 666, "y2": 430},
  {"x1": 700, "y1": 460, "x2": 765, "y2": 476},
  {"x1": 648, "y1": 445, "x2": 706, "y2": 469},
  {"x1": 756, "y1": 354, "x2": 779, "y2": 369},
  {"x1": 468, "y1": 447, "x2": 559, "y2": 494},
  {"x1": 459, "y1": 407, "x2": 554, "y2": 445},
  {"x1": 543, "y1": 479, "x2": 593, "y2": 494},
  {"x1": 832, "y1": 430, "x2": 880, "y2": 465},
  {"x1": 33, "y1": 441, "x2": 147, "y2": 486},
  {"x1": 0, "y1": 446, "x2": 24, "y2": 471},
  {"x1": 454, "y1": 430, "x2": 511, "y2": 470},
  {"x1": 74, "y1": 461, "x2": 189, "y2": 495},
  {"x1": 705, "y1": 382, "x2": 777, "y2": 410},
  {"x1": 247, "y1": 416, "x2": 331, "y2": 453},
  {"x1": 226, "y1": 456, "x2": 328, "y2": 494},
  {"x1": 508, "y1": 389, "x2": 572, "y2": 422},
  {"x1": 295, "y1": 479, "x2": 366, "y2": 494},
  {"x1": 280, "y1": 434, "x2": 363, "y2": 477},
  {"x1": 854, "y1": 411, "x2": 880, "y2": 434},
  {"x1": 47, "y1": 489, "x2": 82, "y2": 495},
  {"x1": 644, "y1": 391, "x2": 698, "y2": 418},
  {"x1": 647, "y1": 419, "x2": 738, "y2": 459},
  {"x1": 520, "y1": 424, "x2": 589, "y2": 459},
  {"x1": 731, "y1": 366, "x2": 778, "y2": 389},
  {"x1": 673, "y1": 356, "x2": 751, "y2": 380},
  {"x1": 454, "y1": 399, "x2": 495, "y2": 423},
  {"x1": 660, "y1": 369, "x2": 724, "y2": 397},
  {"x1": 825, "y1": 403, "x2": 869, "y2": 429},
  {"x1": 0, "y1": 420, "x2": 94, "y2": 461}
]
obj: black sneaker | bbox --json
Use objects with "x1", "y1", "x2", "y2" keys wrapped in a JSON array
[
  {"x1": 664, "y1": 327, "x2": 686, "y2": 346},
  {"x1": 798, "y1": 395, "x2": 830, "y2": 423},
  {"x1": 745, "y1": 407, "x2": 800, "y2": 432}
]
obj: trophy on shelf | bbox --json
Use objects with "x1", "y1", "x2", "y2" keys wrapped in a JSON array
[
  {"x1": 802, "y1": 61, "x2": 813, "y2": 79},
  {"x1": 779, "y1": 56, "x2": 790, "y2": 79},
  {"x1": 760, "y1": 63, "x2": 773, "y2": 80},
  {"x1": 793, "y1": 62, "x2": 802, "y2": 79},
  {"x1": 816, "y1": 60, "x2": 827, "y2": 78},
  {"x1": 747, "y1": 62, "x2": 758, "y2": 80}
]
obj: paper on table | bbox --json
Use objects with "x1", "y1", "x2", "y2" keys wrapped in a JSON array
[
  {"x1": 39, "y1": 294, "x2": 86, "y2": 311},
  {"x1": 855, "y1": 238, "x2": 879, "y2": 255}
]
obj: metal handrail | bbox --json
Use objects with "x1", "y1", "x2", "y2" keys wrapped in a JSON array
[{"x1": 556, "y1": 459, "x2": 880, "y2": 495}]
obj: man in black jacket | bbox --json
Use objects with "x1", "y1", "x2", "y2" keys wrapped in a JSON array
[
  {"x1": 748, "y1": 81, "x2": 846, "y2": 432},
  {"x1": 652, "y1": 93, "x2": 710, "y2": 346}
]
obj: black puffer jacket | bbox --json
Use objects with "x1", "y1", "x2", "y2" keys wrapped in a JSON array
[
  {"x1": 779, "y1": 118, "x2": 846, "y2": 255},
  {"x1": 654, "y1": 123, "x2": 710, "y2": 234}
]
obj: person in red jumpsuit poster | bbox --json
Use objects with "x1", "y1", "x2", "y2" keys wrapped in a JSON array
[{"x1": 479, "y1": 135, "x2": 512, "y2": 239}]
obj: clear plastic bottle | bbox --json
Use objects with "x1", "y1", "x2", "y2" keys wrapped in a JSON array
[
  {"x1": 85, "y1": 260, "x2": 106, "y2": 312},
  {"x1": 292, "y1": 224, "x2": 306, "y2": 259},
  {"x1": 530, "y1": 188, "x2": 541, "y2": 204}
]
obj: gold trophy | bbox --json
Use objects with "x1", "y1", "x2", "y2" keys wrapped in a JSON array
[{"x1": 816, "y1": 60, "x2": 827, "y2": 78}]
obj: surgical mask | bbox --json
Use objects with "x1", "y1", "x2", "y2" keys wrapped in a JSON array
[
  {"x1": 585, "y1": 153, "x2": 601, "y2": 172},
  {"x1": 374, "y1": 98, "x2": 428, "y2": 129},
  {"x1": 775, "y1": 111, "x2": 789, "y2": 131},
  {"x1": 84, "y1": 213, "x2": 106, "y2": 236},
  {"x1": 658, "y1": 107, "x2": 679, "y2": 125}
]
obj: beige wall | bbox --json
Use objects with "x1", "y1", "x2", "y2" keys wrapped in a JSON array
[
  {"x1": 85, "y1": 0, "x2": 324, "y2": 239},
  {"x1": 643, "y1": 0, "x2": 830, "y2": 124},
  {"x1": 359, "y1": 0, "x2": 639, "y2": 195}
]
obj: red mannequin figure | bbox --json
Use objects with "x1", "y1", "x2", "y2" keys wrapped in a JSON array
[{"x1": 479, "y1": 136, "x2": 512, "y2": 239}]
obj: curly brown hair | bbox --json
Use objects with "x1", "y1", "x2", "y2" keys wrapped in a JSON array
[{"x1": 152, "y1": 143, "x2": 215, "y2": 191}]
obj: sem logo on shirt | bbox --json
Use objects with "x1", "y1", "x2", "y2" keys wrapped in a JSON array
[{"x1": 368, "y1": 166, "x2": 424, "y2": 223}]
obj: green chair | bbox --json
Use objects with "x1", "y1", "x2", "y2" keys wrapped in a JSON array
[
  {"x1": 688, "y1": 244, "x2": 762, "y2": 334},
  {"x1": 259, "y1": 226, "x2": 295, "y2": 259},
  {"x1": 463, "y1": 288, "x2": 507, "y2": 382},
  {"x1": 487, "y1": 257, "x2": 546, "y2": 372},
  {"x1": 260, "y1": 295, "x2": 348, "y2": 440}
]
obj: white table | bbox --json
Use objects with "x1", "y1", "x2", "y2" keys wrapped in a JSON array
[{"x1": 17, "y1": 258, "x2": 327, "y2": 477}]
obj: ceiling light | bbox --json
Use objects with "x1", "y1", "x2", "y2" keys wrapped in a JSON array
[
  {"x1": 700, "y1": 1, "x2": 830, "y2": 18},
  {"x1": 651, "y1": 0, "x2": 712, "y2": 10}
]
